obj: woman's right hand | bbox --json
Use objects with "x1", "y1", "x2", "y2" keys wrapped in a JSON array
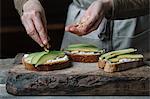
[{"x1": 21, "y1": 0, "x2": 49, "y2": 48}]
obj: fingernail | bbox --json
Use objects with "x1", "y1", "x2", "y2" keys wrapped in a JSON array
[
  {"x1": 43, "y1": 40, "x2": 47, "y2": 45},
  {"x1": 40, "y1": 44, "x2": 44, "y2": 47},
  {"x1": 44, "y1": 47, "x2": 49, "y2": 52},
  {"x1": 47, "y1": 43, "x2": 50, "y2": 49}
]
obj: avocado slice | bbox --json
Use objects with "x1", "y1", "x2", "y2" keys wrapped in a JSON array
[
  {"x1": 24, "y1": 52, "x2": 39, "y2": 63},
  {"x1": 117, "y1": 54, "x2": 143, "y2": 59},
  {"x1": 100, "y1": 48, "x2": 137, "y2": 60},
  {"x1": 65, "y1": 44, "x2": 101, "y2": 52},
  {"x1": 66, "y1": 47, "x2": 99, "y2": 52},
  {"x1": 35, "y1": 51, "x2": 65, "y2": 66},
  {"x1": 68, "y1": 44, "x2": 97, "y2": 48},
  {"x1": 108, "y1": 58, "x2": 119, "y2": 63},
  {"x1": 108, "y1": 54, "x2": 143, "y2": 63},
  {"x1": 31, "y1": 51, "x2": 49, "y2": 64}
]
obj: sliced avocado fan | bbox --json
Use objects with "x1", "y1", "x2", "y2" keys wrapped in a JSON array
[
  {"x1": 35, "y1": 51, "x2": 65, "y2": 66},
  {"x1": 65, "y1": 43, "x2": 103, "y2": 52},
  {"x1": 25, "y1": 52, "x2": 48, "y2": 64},
  {"x1": 24, "y1": 51, "x2": 65, "y2": 67},
  {"x1": 68, "y1": 44, "x2": 97, "y2": 48},
  {"x1": 31, "y1": 51, "x2": 49, "y2": 64},
  {"x1": 108, "y1": 54, "x2": 143, "y2": 63},
  {"x1": 25, "y1": 52, "x2": 40, "y2": 63},
  {"x1": 100, "y1": 48, "x2": 137, "y2": 60}
]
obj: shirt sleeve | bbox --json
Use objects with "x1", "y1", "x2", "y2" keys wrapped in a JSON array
[
  {"x1": 106, "y1": 0, "x2": 150, "y2": 20},
  {"x1": 14, "y1": 0, "x2": 29, "y2": 16}
]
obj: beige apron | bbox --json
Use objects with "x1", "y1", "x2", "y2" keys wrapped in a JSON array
[{"x1": 61, "y1": 0, "x2": 150, "y2": 61}]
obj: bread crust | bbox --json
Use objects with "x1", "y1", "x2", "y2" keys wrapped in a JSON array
[
  {"x1": 98, "y1": 59, "x2": 106, "y2": 69},
  {"x1": 67, "y1": 53, "x2": 100, "y2": 63},
  {"x1": 98, "y1": 59, "x2": 144, "y2": 73},
  {"x1": 22, "y1": 58, "x2": 71, "y2": 71}
]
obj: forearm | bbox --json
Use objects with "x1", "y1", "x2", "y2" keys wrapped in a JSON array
[{"x1": 106, "y1": 0, "x2": 150, "y2": 19}]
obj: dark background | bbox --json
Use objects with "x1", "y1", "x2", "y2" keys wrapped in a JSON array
[{"x1": 0, "y1": 0, "x2": 72, "y2": 58}]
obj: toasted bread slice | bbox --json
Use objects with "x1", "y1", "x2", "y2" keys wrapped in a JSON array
[
  {"x1": 22, "y1": 51, "x2": 71, "y2": 71},
  {"x1": 22, "y1": 58, "x2": 71, "y2": 71},
  {"x1": 98, "y1": 59, "x2": 144, "y2": 73},
  {"x1": 67, "y1": 53, "x2": 100, "y2": 63},
  {"x1": 64, "y1": 44, "x2": 104, "y2": 63},
  {"x1": 98, "y1": 48, "x2": 144, "y2": 72}
]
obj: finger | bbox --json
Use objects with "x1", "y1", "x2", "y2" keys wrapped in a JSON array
[
  {"x1": 65, "y1": 25, "x2": 71, "y2": 32},
  {"x1": 86, "y1": 17, "x2": 103, "y2": 33},
  {"x1": 71, "y1": 15, "x2": 101, "y2": 36},
  {"x1": 70, "y1": 27, "x2": 83, "y2": 36},
  {"x1": 33, "y1": 12, "x2": 48, "y2": 45},
  {"x1": 80, "y1": 15, "x2": 98, "y2": 33},
  {"x1": 65, "y1": 24, "x2": 78, "y2": 32},
  {"x1": 65, "y1": 15, "x2": 96, "y2": 36},
  {"x1": 21, "y1": 16, "x2": 44, "y2": 47},
  {"x1": 41, "y1": 11, "x2": 49, "y2": 40},
  {"x1": 46, "y1": 43, "x2": 50, "y2": 49},
  {"x1": 41, "y1": 11, "x2": 47, "y2": 31},
  {"x1": 65, "y1": 24, "x2": 84, "y2": 36},
  {"x1": 41, "y1": 12, "x2": 51, "y2": 48}
]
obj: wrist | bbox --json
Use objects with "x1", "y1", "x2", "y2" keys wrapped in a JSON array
[{"x1": 23, "y1": 0, "x2": 42, "y2": 12}]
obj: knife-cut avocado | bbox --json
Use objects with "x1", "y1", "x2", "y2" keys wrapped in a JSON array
[
  {"x1": 68, "y1": 44, "x2": 97, "y2": 48},
  {"x1": 31, "y1": 51, "x2": 48, "y2": 64},
  {"x1": 117, "y1": 54, "x2": 143, "y2": 59},
  {"x1": 35, "y1": 51, "x2": 65, "y2": 66},
  {"x1": 65, "y1": 44, "x2": 101, "y2": 52},
  {"x1": 108, "y1": 54, "x2": 143, "y2": 63},
  {"x1": 66, "y1": 47, "x2": 99, "y2": 52},
  {"x1": 100, "y1": 48, "x2": 137, "y2": 60},
  {"x1": 108, "y1": 58, "x2": 119, "y2": 63},
  {"x1": 24, "y1": 52, "x2": 39, "y2": 63}
]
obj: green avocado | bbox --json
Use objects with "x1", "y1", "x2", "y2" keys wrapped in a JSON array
[
  {"x1": 108, "y1": 58, "x2": 119, "y2": 63},
  {"x1": 100, "y1": 48, "x2": 137, "y2": 60},
  {"x1": 117, "y1": 54, "x2": 143, "y2": 59},
  {"x1": 35, "y1": 51, "x2": 65, "y2": 66},
  {"x1": 65, "y1": 44, "x2": 101, "y2": 52},
  {"x1": 25, "y1": 52, "x2": 39, "y2": 62},
  {"x1": 31, "y1": 51, "x2": 49, "y2": 64},
  {"x1": 108, "y1": 54, "x2": 143, "y2": 63},
  {"x1": 68, "y1": 44, "x2": 97, "y2": 48}
]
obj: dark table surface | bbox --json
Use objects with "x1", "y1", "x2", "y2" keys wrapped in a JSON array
[{"x1": 0, "y1": 58, "x2": 150, "y2": 99}]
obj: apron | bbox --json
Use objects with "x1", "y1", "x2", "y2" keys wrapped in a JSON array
[
  {"x1": 61, "y1": 0, "x2": 150, "y2": 62},
  {"x1": 61, "y1": 2, "x2": 107, "y2": 49}
]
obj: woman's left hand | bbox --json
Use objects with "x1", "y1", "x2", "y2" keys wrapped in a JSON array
[{"x1": 65, "y1": 0, "x2": 112, "y2": 36}]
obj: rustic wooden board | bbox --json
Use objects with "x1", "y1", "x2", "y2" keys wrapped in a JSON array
[{"x1": 6, "y1": 62, "x2": 150, "y2": 95}]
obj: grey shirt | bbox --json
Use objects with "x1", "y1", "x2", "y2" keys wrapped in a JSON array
[
  {"x1": 13, "y1": 0, "x2": 150, "y2": 61},
  {"x1": 61, "y1": 0, "x2": 150, "y2": 62},
  {"x1": 73, "y1": 0, "x2": 149, "y2": 19},
  {"x1": 14, "y1": 0, "x2": 149, "y2": 18}
]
